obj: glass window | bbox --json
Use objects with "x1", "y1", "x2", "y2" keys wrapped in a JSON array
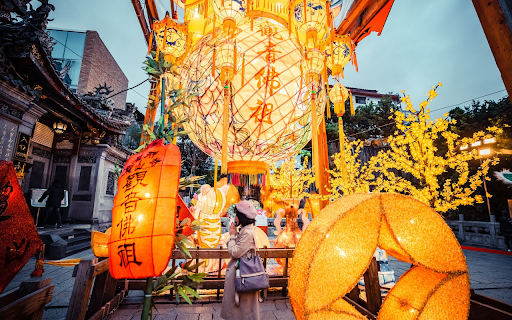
[
  {"x1": 48, "y1": 30, "x2": 67, "y2": 60},
  {"x1": 54, "y1": 165, "x2": 68, "y2": 187},
  {"x1": 29, "y1": 161, "x2": 45, "y2": 189},
  {"x1": 355, "y1": 96, "x2": 366, "y2": 104},
  {"x1": 78, "y1": 166, "x2": 92, "y2": 191},
  {"x1": 63, "y1": 31, "x2": 86, "y2": 60}
]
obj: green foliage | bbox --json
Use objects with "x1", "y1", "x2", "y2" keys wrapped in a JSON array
[
  {"x1": 152, "y1": 257, "x2": 207, "y2": 304},
  {"x1": 121, "y1": 122, "x2": 142, "y2": 150},
  {"x1": 179, "y1": 175, "x2": 206, "y2": 190},
  {"x1": 137, "y1": 51, "x2": 198, "y2": 152},
  {"x1": 448, "y1": 96, "x2": 512, "y2": 149},
  {"x1": 177, "y1": 135, "x2": 216, "y2": 184},
  {"x1": 143, "y1": 51, "x2": 178, "y2": 81},
  {"x1": 325, "y1": 94, "x2": 399, "y2": 143}
]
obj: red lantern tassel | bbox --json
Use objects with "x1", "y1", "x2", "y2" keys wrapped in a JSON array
[
  {"x1": 148, "y1": 31, "x2": 154, "y2": 55},
  {"x1": 221, "y1": 85, "x2": 229, "y2": 174},
  {"x1": 311, "y1": 92, "x2": 321, "y2": 188},
  {"x1": 234, "y1": 41, "x2": 238, "y2": 75},
  {"x1": 241, "y1": 55, "x2": 245, "y2": 85},
  {"x1": 212, "y1": 47, "x2": 216, "y2": 78},
  {"x1": 352, "y1": 45, "x2": 359, "y2": 72}
]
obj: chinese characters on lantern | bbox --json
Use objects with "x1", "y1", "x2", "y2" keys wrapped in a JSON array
[
  {"x1": 116, "y1": 151, "x2": 163, "y2": 267},
  {"x1": 109, "y1": 139, "x2": 180, "y2": 279},
  {"x1": 251, "y1": 24, "x2": 284, "y2": 123}
]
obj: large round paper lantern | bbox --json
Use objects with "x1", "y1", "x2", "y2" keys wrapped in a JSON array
[
  {"x1": 178, "y1": 18, "x2": 326, "y2": 165},
  {"x1": 109, "y1": 139, "x2": 181, "y2": 279},
  {"x1": 289, "y1": 193, "x2": 470, "y2": 320}
]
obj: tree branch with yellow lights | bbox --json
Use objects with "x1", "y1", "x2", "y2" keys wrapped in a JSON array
[
  {"x1": 327, "y1": 138, "x2": 378, "y2": 198},
  {"x1": 329, "y1": 84, "x2": 502, "y2": 213},
  {"x1": 270, "y1": 155, "x2": 316, "y2": 200}
]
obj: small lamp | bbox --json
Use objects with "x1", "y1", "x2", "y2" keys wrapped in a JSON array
[
  {"x1": 303, "y1": 48, "x2": 325, "y2": 90},
  {"x1": 53, "y1": 121, "x2": 67, "y2": 134}
]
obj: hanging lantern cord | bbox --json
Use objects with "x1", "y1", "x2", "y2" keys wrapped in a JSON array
[{"x1": 160, "y1": 76, "x2": 166, "y2": 137}]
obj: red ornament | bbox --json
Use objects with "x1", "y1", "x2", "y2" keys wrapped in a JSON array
[
  {"x1": 177, "y1": 195, "x2": 195, "y2": 237},
  {"x1": 0, "y1": 161, "x2": 42, "y2": 293},
  {"x1": 109, "y1": 139, "x2": 181, "y2": 279}
]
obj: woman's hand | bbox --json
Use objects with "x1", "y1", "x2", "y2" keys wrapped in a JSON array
[{"x1": 229, "y1": 222, "x2": 237, "y2": 235}]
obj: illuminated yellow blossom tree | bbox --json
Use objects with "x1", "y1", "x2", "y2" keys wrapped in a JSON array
[
  {"x1": 327, "y1": 138, "x2": 377, "y2": 198},
  {"x1": 270, "y1": 155, "x2": 316, "y2": 200},
  {"x1": 370, "y1": 84, "x2": 501, "y2": 213},
  {"x1": 328, "y1": 84, "x2": 502, "y2": 213}
]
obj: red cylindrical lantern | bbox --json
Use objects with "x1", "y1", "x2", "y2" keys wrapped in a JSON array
[{"x1": 109, "y1": 139, "x2": 181, "y2": 279}]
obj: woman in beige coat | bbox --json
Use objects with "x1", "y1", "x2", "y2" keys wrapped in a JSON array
[{"x1": 221, "y1": 201, "x2": 261, "y2": 320}]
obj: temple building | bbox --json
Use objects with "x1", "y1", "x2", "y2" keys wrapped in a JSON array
[{"x1": 0, "y1": 1, "x2": 134, "y2": 229}]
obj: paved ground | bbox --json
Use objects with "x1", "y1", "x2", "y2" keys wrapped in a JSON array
[{"x1": 2, "y1": 245, "x2": 511, "y2": 320}]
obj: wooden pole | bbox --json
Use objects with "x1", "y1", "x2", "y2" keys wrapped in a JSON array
[
  {"x1": 141, "y1": 277, "x2": 153, "y2": 320},
  {"x1": 214, "y1": 159, "x2": 218, "y2": 189},
  {"x1": 140, "y1": 82, "x2": 159, "y2": 147},
  {"x1": 472, "y1": 0, "x2": 512, "y2": 103},
  {"x1": 160, "y1": 77, "x2": 166, "y2": 137}
]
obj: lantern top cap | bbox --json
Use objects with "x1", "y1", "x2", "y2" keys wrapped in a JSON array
[{"x1": 236, "y1": 200, "x2": 258, "y2": 219}]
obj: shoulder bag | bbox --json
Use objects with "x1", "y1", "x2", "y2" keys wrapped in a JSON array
[{"x1": 235, "y1": 227, "x2": 270, "y2": 294}]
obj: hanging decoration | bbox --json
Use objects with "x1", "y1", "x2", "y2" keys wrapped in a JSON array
[
  {"x1": 91, "y1": 228, "x2": 111, "y2": 258},
  {"x1": 325, "y1": 34, "x2": 352, "y2": 78},
  {"x1": 289, "y1": 193, "x2": 470, "y2": 320},
  {"x1": 150, "y1": 12, "x2": 188, "y2": 63},
  {"x1": 302, "y1": 48, "x2": 326, "y2": 186},
  {"x1": 0, "y1": 161, "x2": 42, "y2": 293},
  {"x1": 212, "y1": 0, "x2": 246, "y2": 35},
  {"x1": 273, "y1": 206, "x2": 303, "y2": 267},
  {"x1": 291, "y1": 0, "x2": 329, "y2": 48},
  {"x1": 329, "y1": 82, "x2": 349, "y2": 116},
  {"x1": 109, "y1": 139, "x2": 181, "y2": 279},
  {"x1": 194, "y1": 184, "x2": 230, "y2": 248}
]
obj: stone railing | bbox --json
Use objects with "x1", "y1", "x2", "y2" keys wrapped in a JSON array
[
  {"x1": 446, "y1": 214, "x2": 508, "y2": 250},
  {"x1": 221, "y1": 215, "x2": 508, "y2": 250}
]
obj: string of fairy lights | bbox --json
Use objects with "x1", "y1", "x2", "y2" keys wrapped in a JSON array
[{"x1": 303, "y1": 88, "x2": 508, "y2": 150}]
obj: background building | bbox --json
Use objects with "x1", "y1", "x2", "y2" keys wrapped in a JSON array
[
  {"x1": 348, "y1": 87, "x2": 400, "y2": 108},
  {"x1": 0, "y1": 3, "x2": 135, "y2": 229},
  {"x1": 48, "y1": 29, "x2": 129, "y2": 110}
]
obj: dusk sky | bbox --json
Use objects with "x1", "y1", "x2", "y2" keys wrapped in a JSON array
[{"x1": 47, "y1": 0, "x2": 507, "y2": 120}]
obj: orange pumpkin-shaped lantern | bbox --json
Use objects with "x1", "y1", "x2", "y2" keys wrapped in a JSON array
[{"x1": 109, "y1": 139, "x2": 181, "y2": 279}]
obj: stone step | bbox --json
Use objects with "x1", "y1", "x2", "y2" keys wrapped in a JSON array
[{"x1": 66, "y1": 241, "x2": 92, "y2": 257}]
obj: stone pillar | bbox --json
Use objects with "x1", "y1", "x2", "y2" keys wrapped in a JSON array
[
  {"x1": 489, "y1": 215, "x2": 497, "y2": 247},
  {"x1": 457, "y1": 214, "x2": 465, "y2": 241}
]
